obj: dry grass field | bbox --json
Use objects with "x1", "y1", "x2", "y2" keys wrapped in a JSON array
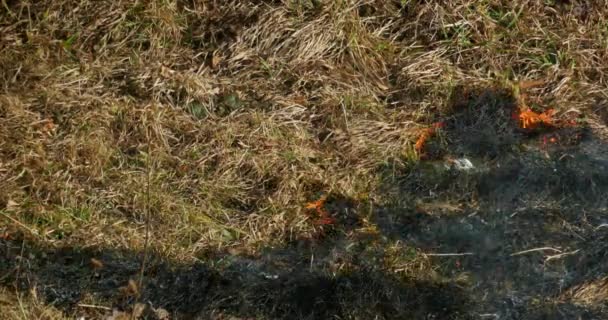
[{"x1": 1, "y1": 0, "x2": 608, "y2": 319}]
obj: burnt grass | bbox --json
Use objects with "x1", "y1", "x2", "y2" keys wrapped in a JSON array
[
  {"x1": 375, "y1": 88, "x2": 608, "y2": 319},
  {"x1": 1, "y1": 236, "x2": 471, "y2": 320},
  {"x1": 2, "y1": 88, "x2": 607, "y2": 319}
]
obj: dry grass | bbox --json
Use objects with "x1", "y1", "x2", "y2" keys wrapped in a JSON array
[
  {"x1": 2, "y1": 0, "x2": 608, "y2": 319},
  {"x1": 0, "y1": 288, "x2": 67, "y2": 320},
  {"x1": 564, "y1": 276, "x2": 608, "y2": 306}
]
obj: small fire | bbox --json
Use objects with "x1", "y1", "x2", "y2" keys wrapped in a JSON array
[
  {"x1": 518, "y1": 108, "x2": 555, "y2": 129},
  {"x1": 542, "y1": 134, "x2": 559, "y2": 146},
  {"x1": 305, "y1": 195, "x2": 335, "y2": 225},
  {"x1": 414, "y1": 122, "x2": 444, "y2": 155}
]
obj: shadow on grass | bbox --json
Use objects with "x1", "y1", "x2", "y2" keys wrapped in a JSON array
[
  {"x1": 0, "y1": 194, "x2": 471, "y2": 318},
  {"x1": 1, "y1": 234, "x2": 471, "y2": 320}
]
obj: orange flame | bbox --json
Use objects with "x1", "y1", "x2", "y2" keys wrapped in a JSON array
[
  {"x1": 415, "y1": 122, "x2": 444, "y2": 155},
  {"x1": 518, "y1": 109, "x2": 554, "y2": 129},
  {"x1": 305, "y1": 195, "x2": 335, "y2": 225}
]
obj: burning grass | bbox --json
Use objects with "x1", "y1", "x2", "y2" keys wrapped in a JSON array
[{"x1": 2, "y1": 0, "x2": 608, "y2": 319}]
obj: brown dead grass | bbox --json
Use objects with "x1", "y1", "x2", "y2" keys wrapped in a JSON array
[
  {"x1": 0, "y1": 287, "x2": 67, "y2": 320},
  {"x1": 2, "y1": 0, "x2": 608, "y2": 319},
  {"x1": 564, "y1": 276, "x2": 608, "y2": 307}
]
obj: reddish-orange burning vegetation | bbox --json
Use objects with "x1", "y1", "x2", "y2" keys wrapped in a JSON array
[
  {"x1": 305, "y1": 195, "x2": 335, "y2": 225},
  {"x1": 518, "y1": 108, "x2": 555, "y2": 129},
  {"x1": 414, "y1": 122, "x2": 445, "y2": 156}
]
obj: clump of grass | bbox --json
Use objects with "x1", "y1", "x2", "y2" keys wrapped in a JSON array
[{"x1": 0, "y1": 288, "x2": 67, "y2": 320}]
